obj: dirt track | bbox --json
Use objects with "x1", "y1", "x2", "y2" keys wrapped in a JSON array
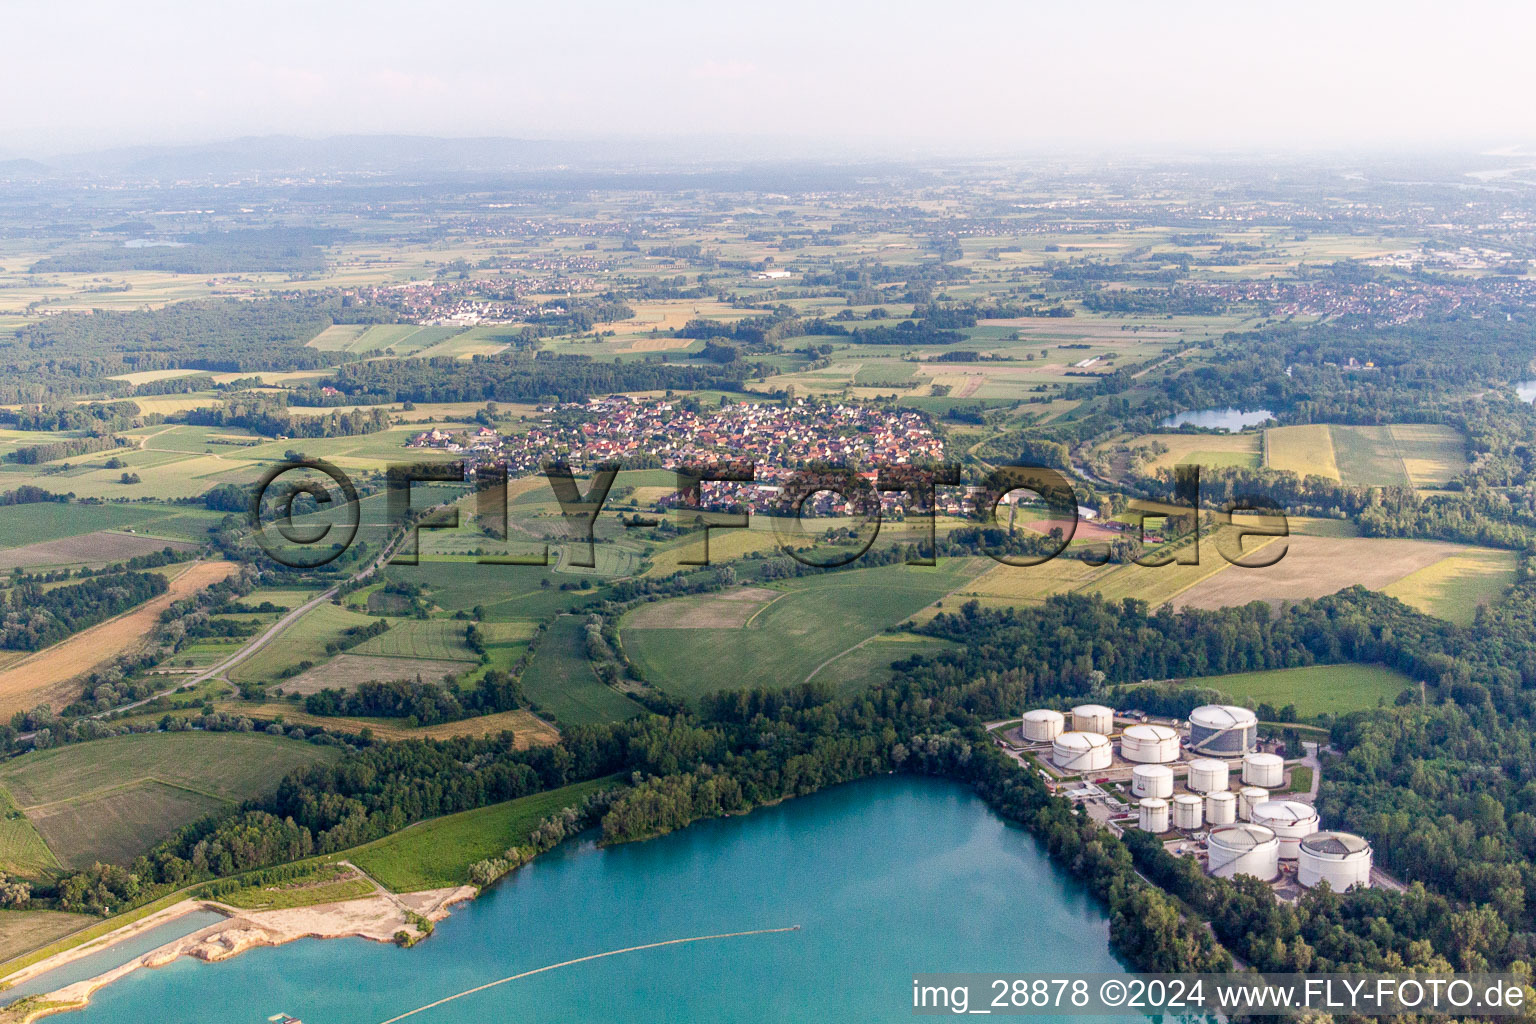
[{"x1": 0, "y1": 560, "x2": 237, "y2": 718}]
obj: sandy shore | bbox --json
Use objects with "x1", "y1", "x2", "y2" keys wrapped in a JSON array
[{"x1": 0, "y1": 883, "x2": 476, "y2": 1023}]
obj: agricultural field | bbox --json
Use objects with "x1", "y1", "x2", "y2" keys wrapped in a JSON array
[
  {"x1": 381, "y1": 560, "x2": 608, "y2": 621},
  {"x1": 951, "y1": 526, "x2": 1286, "y2": 613},
  {"x1": 521, "y1": 615, "x2": 644, "y2": 726},
  {"x1": 0, "y1": 790, "x2": 58, "y2": 881},
  {"x1": 349, "y1": 777, "x2": 617, "y2": 892},
  {"x1": 0, "y1": 531, "x2": 192, "y2": 571},
  {"x1": 1382, "y1": 547, "x2": 1516, "y2": 625},
  {"x1": 0, "y1": 732, "x2": 338, "y2": 867},
  {"x1": 228, "y1": 601, "x2": 377, "y2": 683},
  {"x1": 27, "y1": 782, "x2": 228, "y2": 868},
  {"x1": 623, "y1": 558, "x2": 984, "y2": 701},
  {"x1": 1182, "y1": 663, "x2": 1416, "y2": 718},
  {"x1": 351, "y1": 619, "x2": 479, "y2": 662},
  {"x1": 221, "y1": 703, "x2": 560, "y2": 746},
  {"x1": 0, "y1": 560, "x2": 237, "y2": 719},
  {"x1": 807, "y1": 634, "x2": 958, "y2": 697},
  {"x1": 1172, "y1": 536, "x2": 1495, "y2": 612},
  {"x1": 1387, "y1": 424, "x2": 1469, "y2": 487},
  {"x1": 1112, "y1": 432, "x2": 1262, "y2": 474},
  {"x1": 0, "y1": 911, "x2": 94, "y2": 964},
  {"x1": 0, "y1": 503, "x2": 217, "y2": 550},
  {"x1": 1264, "y1": 425, "x2": 1339, "y2": 480},
  {"x1": 276, "y1": 654, "x2": 468, "y2": 695},
  {"x1": 1262, "y1": 423, "x2": 1467, "y2": 488}
]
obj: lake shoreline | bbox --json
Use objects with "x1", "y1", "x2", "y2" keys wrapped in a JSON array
[{"x1": 0, "y1": 885, "x2": 475, "y2": 1024}]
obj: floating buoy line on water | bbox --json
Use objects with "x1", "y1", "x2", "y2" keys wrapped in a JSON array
[{"x1": 372, "y1": 925, "x2": 803, "y2": 1024}]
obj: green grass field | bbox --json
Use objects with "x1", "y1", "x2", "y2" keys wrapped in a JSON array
[
  {"x1": 0, "y1": 789, "x2": 58, "y2": 881},
  {"x1": 229, "y1": 602, "x2": 377, "y2": 682},
  {"x1": 1184, "y1": 663, "x2": 1415, "y2": 717},
  {"x1": 217, "y1": 864, "x2": 377, "y2": 910},
  {"x1": 353, "y1": 618, "x2": 479, "y2": 661},
  {"x1": 1328, "y1": 425, "x2": 1411, "y2": 487},
  {"x1": 0, "y1": 732, "x2": 339, "y2": 868},
  {"x1": 382, "y1": 561, "x2": 610, "y2": 621},
  {"x1": 808, "y1": 634, "x2": 957, "y2": 696},
  {"x1": 623, "y1": 559, "x2": 982, "y2": 701},
  {"x1": 350, "y1": 777, "x2": 615, "y2": 891},
  {"x1": 0, "y1": 503, "x2": 213, "y2": 549},
  {"x1": 520, "y1": 615, "x2": 645, "y2": 725}
]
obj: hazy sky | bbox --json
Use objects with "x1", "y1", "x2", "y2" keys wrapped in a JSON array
[{"x1": 4, "y1": 0, "x2": 1533, "y2": 156}]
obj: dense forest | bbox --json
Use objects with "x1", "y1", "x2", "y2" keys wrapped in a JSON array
[
  {"x1": 29, "y1": 227, "x2": 347, "y2": 275},
  {"x1": 0, "y1": 297, "x2": 395, "y2": 401},
  {"x1": 325, "y1": 352, "x2": 757, "y2": 404},
  {"x1": 0, "y1": 571, "x2": 168, "y2": 650}
]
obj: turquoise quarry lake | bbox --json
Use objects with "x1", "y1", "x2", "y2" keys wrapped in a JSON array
[{"x1": 63, "y1": 776, "x2": 1127, "y2": 1023}]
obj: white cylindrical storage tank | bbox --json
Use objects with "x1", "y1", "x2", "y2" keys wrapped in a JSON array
[
  {"x1": 1138, "y1": 798, "x2": 1169, "y2": 833},
  {"x1": 1052, "y1": 731, "x2": 1111, "y2": 772},
  {"x1": 1120, "y1": 724, "x2": 1180, "y2": 764},
  {"x1": 1172, "y1": 794, "x2": 1203, "y2": 830},
  {"x1": 1186, "y1": 758, "x2": 1230, "y2": 794},
  {"x1": 1131, "y1": 764, "x2": 1174, "y2": 799},
  {"x1": 1021, "y1": 709, "x2": 1065, "y2": 743},
  {"x1": 1243, "y1": 752, "x2": 1285, "y2": 788},
  {"x1": 1071, "y1": 704, "x2": 1114, "y2": 735},
  {"x1": 1297, "y1": 832, "x2": 1373, "y2": 891},
  {"x1": 1238, "y1": 786, "x2": 1269, "y2": 821},
  {"x1": 1207, "y1": 824, "x2": 1280, "y2": 881},
  {"x1": 1187, "y1": 704, "x2": 1258, "y2": 756},
  {"x1": 1251, "y1": 800, "x2": 1320, "y2": 859},
  {"x1": 1205, "y1": 790, "x2": 1237, "y2": 826}
]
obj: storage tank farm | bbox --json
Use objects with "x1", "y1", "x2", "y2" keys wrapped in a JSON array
[
  {"x1": 1187, "y1": 704, "x2": 1258, "y2": 756},
  {"x1": 1207, "y1": 824, "x2": 1281, "y2": 881},
  {"x1": 1052, "y1": 731, "x2": 1112, "y2": 771},
  {"x1": 1297, "y1": 832, "x2": 1373, "y2": 890},
  {"x1": 1138, "y1": 798, "x2": 1169, "y2": 833},
  {"x1": 1020, "y1": 709, "x2": 1064, "y2": 743},
  {"x1": 1204, "y1": 790, "x2": 1237, "y2": 826},
  {"x1": 1131, "y1": 764, "x2": 1174, "y2": 799},
  {"x1": 1186, "y1": 758, "x2": 1230, "y2": 794},
  {"x1": 1242, "y1": 752, "x2": 1285, "y2": 788},
  {"x1": 1119, "y1": 724, "x2": 1179, "y2": 763},
  {"x1": 1251, "y1": 800, "x2": 1320, "y2": 859},
  {"x1": 1070, "y1": 704, "x2": 1114, "y2": 735}
]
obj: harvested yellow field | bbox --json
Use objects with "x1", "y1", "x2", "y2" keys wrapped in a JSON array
[
  {"x1": 132, "y1": 396, "x2": 222, "y2": 416},
  {"x1": 1121, "y1": 432, "x2": 1261, "y2": 472},
  {"x1": 106, "y1": 368, "x2": 206, "y2": 386},
  {"x1": 644, "y1": 526, "x2": 787, "y2": 576},
  {"x1": 1383, "y1": 547, "x2": 1516, "y2": 625},
  {"x1": 0, "y1": 561, "x2": 237, "y2": 718},
  {"x1": 1390, "y1": 423, "x2": 1469, "y2": 488},
  {"x1": 960, "y1": 555, "x2": 1103, "y2": 607},
  {"x1": 947, "y1": 526, "x2": 1284, "y2": 612},
  {"x1": 600, "y1": 300, "x2": 747, "y2": 333},
  {"x1": 621, "y1": 336, "x2": 696, "y2": 352},
  {"x1": 226, "y1": 705, "x2": 559, "y2": 746},
  {"x1": 1172, "y1": 536, "x2": 1464, "y2": 612},
  {"x1": 1265, "y1": 424, "x2": 1340, "y2": 480}
]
